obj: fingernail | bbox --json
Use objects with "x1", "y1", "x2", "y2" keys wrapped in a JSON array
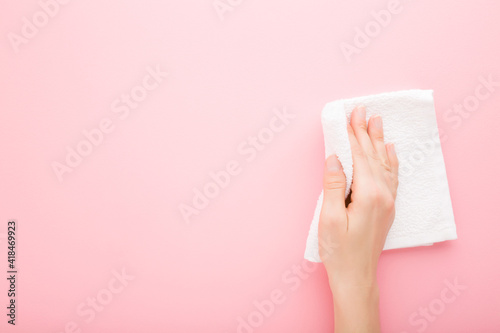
[
  {"x1": 388, "y1": 143, "x2": 396, "y2": 154},
  {"x1": 327, "y1": 155, "x2": 341, "y2": 171},
  {"x1": 373, "y1": 115, "x2": 382, "y2": 129},
  {"x1": 357, "y1": 105, "x2": 366, "y2": 118}
]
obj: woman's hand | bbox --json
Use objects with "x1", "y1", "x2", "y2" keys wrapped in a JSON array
[{"x1": 318, "y1": 105, "x2": 399, "y2": 332}]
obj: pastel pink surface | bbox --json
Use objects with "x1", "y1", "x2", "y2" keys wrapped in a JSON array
[{"x1": 0, "y1": 0, "x2": 499, "y2": 332}]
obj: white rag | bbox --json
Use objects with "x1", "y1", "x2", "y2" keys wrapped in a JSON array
[{"x1": 304, "y1": 89, "x2": 457, "y2": 263}]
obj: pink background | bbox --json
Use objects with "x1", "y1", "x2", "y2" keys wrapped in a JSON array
[{"x1": 1, "y1": 0, "x2": 500, "y2": 332}]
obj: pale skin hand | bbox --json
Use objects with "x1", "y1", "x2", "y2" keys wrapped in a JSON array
[{"x1": 318, "y1": 106, "x2": 399, "y2": 333}]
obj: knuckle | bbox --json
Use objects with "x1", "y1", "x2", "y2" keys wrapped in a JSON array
[
  {"x1": 360, "y1": 185, "x2": 395, "y2": 212},
  {"x1": 324, "y1": 177, "x2": 345, "y2": 191},
  {"x1": 355, "y1": 119, "x2": 367, "y2": 131},
  {"x1": 377, "y1": 188, "x2": 396, "y2": 211},
  {"x1": 370, "y1": 188, "x2": 384, "y2": 202},
  {"x1": 374, "y1": 189, "x2": 395, "y2": 210},
  {"x1": 380, "y1": 159, "x2": 391, "y2": 172},
  {"x1": 359, "y1": 183, "x2": 379, "y2": 202},
  {"x1": 383, "y1": 196, "x2": 396, "y2": 212},
  {"x1": 385, "y1": 172, "x2": 399, "y2": 191},
  {"x1": 371, "y1": 131, "x2": 384, "y2": 142}
]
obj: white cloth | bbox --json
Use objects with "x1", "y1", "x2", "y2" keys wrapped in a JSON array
[{"x1": 304, "y1": 89, "x2": 458, "y2": 263}]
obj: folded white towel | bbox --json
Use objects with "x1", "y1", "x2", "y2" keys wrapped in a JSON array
[{"x1": 304, "y1": 89, "x2": 458, "y2": 263}]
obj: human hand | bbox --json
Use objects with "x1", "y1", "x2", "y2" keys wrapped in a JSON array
[{"x1": 318, "y1": 105, "x2": 399, "y2": 332}]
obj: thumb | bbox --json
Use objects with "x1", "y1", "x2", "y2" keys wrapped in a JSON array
[{"x1": 322, "y1": 154, "x2": 347, "y2": 214}]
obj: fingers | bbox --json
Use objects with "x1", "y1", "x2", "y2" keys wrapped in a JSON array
[
  {"x1": 386, "y1": 143, "x2": 399, "y2": 197},
  {"x1": 367, "y1": 115, "x2": 390, "y2": 169},
  {"x1": 322, "y1": 154, "x2": 347, "y2": 216},
  {"x1": 346, "y1": 115, "x2": 370, "y2": 175},
  {"x1": 350, "y1": 106, "x2": 376, "y2": 158},
  {"x1": 348, "y1": 107, "x2": 400, "y2": 202},
  {"x1": 386, "y1": 143, "x2": 399, "y2": 174}
]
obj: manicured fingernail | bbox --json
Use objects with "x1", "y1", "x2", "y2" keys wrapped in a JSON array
[
  {"x1": 327, "y1": 155, "x2": 341, "y2": 171},
  {"x1": 357, "y1": 106, "x2": 366, "y2": 118},
  {"x1": 373, "y1": 115, "x2": 382, "y2": 129}
]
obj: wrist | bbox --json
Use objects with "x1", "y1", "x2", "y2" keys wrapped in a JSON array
[
  {"x1": 328, "y1": 270, "x2": 378, "y2": 295},
  {"x1": 330, "y1": 278, "x2": 379, "y2": 301},
  {"x1": 331, "y1": 280, "x2": 381, "y2": 333}
]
